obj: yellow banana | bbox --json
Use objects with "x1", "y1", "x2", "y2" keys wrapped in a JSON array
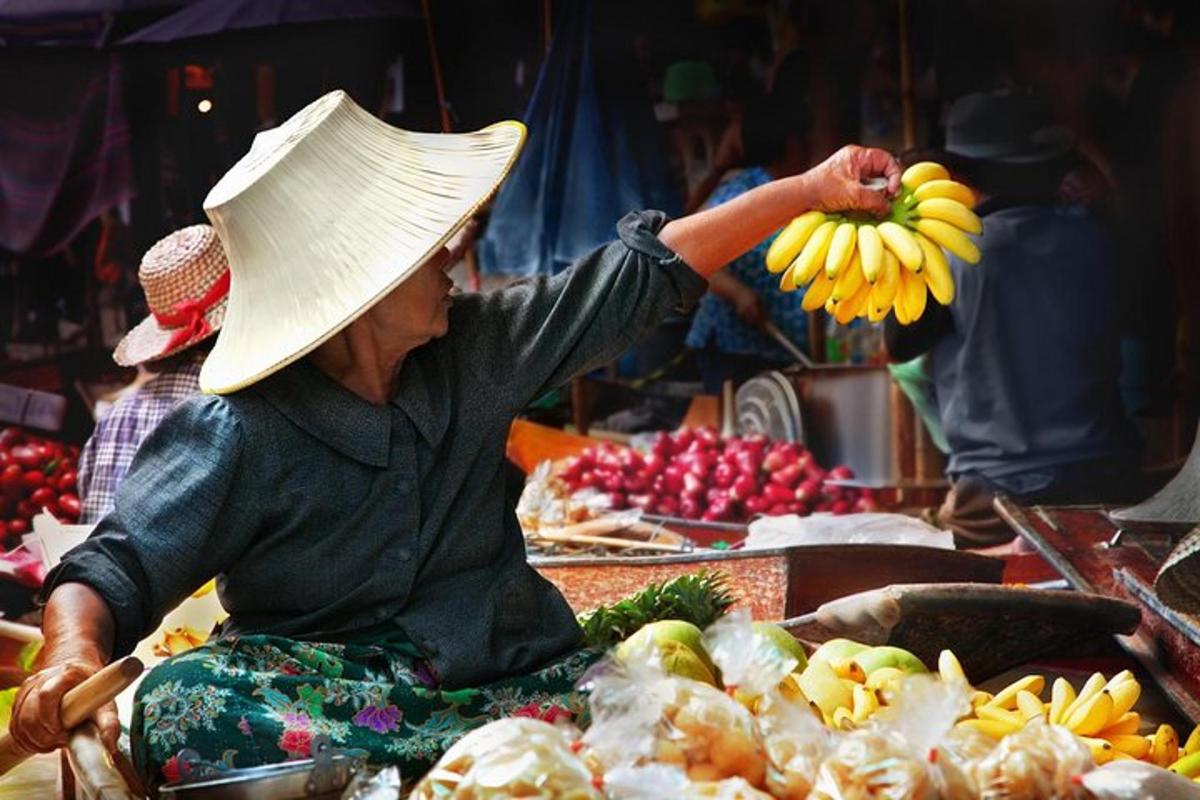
[
  {"x1": 1106, "y1": 676, "x2": 1141, "y2": 721},
  {"x1": 1061, "y1": 673, "x2": 1107, "y2": 722},
  {"x1": 957, "y1": 718, "x2": 1019, "y2": 739},
  {"x1": 937, "y1": 649, "x2": 967, "y2": 684},
  {"x1": 975, "y1": 705, "x2": 1024, "y2": 727},
  {"x1": 1103, "y1": 734, "x2": 1151, "y2": 759},
  {"x1": 868, "y1": 250, "x2": 900, "y2": 322},
  {"x1": 901, "y1": 161, "x2": 950, "y2": 190},
  {"x1": 1016, "y1": 690, "x2": 1046, "y2": 723},
  {"x1": 1048, "y1": 677, "x2": 1076, "y2": 726},
  {"x1": 831, "y1": 251, "x2": 865, "y2": 302},
  {"x1": 987, "y1": 674, "x2": 1045, "y2": 711},
  {"x1": 1100, "y1": 712, "x2": 1141, "y2": 737},
  {"x1": 801, "y1": 265, "x2": 837, "y2": 311},
  {"x1": 1079, "y1": 736, "x2": 1116, "y2": 765},
  {"x1": 835, "y1": 280, "x2": 872, "y2": 325},
  {"x1": 865, "y1": 666, "x2": 906, "y2": 692},
  {"x1": 851, "y1": 684, "x2": 878, "y2": 723},
  {"x1": 916, "y1": 198, "x2": 983, "y2": 235},
  {"x1": 913, "y1": 232, "x2": 953, "y2": 305},
  {"x1": 857, "y1": 224, "x2": 885, "y2": 283},
  {"x1": 970, "y1": 690, "x2": 994, "y2": 709},
  {"x1": 1170, "y1": 752, "x2": 1200, "y2": 778},
  {"x1": 1184, "y1": 723, "x2": 1200, "y2": 756},
  {"x1": 876, "y1": 221, "x2": 924, "y2": 272},
  {"x1": 915, "y1": 218, "x2": 981, "y2": 264},
  {"x1": 893, "y1": 285, "x2": 912, "y2": 325},
  {"x1": 792, "y1": 220, "x2": 838, "y2": 286},
  {"x1": 832, "y1": 707, "x2": 856, "y2": 730},
  {"x1": 780, "y1": 261, "x2": 802, "y2": 293},
  {"x1": 899, "y1": 266, "x2": 927, "y2": 323},
  {"x1": 825, "y1": 222, "x2": 857, "y2": 279},
  {"x1": 1064, "y1": 690, "x2": 1113, "y2": 737},
  {"x1": 1151, "y1": 724, "x2": 1180, "y2": 768},
  {"x1": 913, "y1": 179, "x2": 976, "y2": 208},
  {"x1": 766, "y1": 211, "x2": 825, "y2": 273}
]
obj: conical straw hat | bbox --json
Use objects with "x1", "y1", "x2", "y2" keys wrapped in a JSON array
[
  {"x1": 1110, "y1": 428, "x2": 1200, "y2": 533},
  {"x1": 1156, "y1": 527, "x2": 1200, "y2": 614},
  {"x1": 199, "y1": 90, "x2": 526, "y2": 394}
]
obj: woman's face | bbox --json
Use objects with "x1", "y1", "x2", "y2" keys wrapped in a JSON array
[{"x1": 369, "y1": 246, "x2": 455, "y2": 346}]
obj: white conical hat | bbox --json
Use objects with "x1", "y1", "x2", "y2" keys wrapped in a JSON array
[{"x1": 199, "y1": 89, "x2": 526, "y2": 394}]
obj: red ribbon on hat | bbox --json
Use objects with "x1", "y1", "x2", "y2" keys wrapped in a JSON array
[{"x1": 152, "y1": 270, "x2": 230, "y2": 355}]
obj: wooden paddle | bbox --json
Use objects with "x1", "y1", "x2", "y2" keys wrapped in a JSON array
[{"x1": 0, "y1": 656, "x2": 143, "y2": 776}]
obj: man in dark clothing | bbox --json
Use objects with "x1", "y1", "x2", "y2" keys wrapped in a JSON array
[{"x1": 887, "y1": 91, "x2": 1141, "y2": 547}]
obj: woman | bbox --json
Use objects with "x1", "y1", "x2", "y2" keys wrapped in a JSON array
[{"x1": 11, "y1": 91, "x2": 898, "y2": 784}]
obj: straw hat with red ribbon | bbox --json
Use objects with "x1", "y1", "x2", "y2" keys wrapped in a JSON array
[
  {"x1": 198, "y1": 89, "x2": 526, "y2": 394},
  {"x1": 113, "y1": 224, "x2": 230, "y2": 367}
]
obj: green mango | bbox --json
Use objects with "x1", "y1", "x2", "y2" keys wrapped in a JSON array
[
  {"x1": 810, "y1": 638, "x2": 869, "y2": 665},
  {"x1": 852, "y1": 645, "x2": 927, "y2": 676},
  {"x1": 616, "y1": 619, "x2": 717, "y2": 677},
  {"x1": 752, "y1": 621, "x2": 808, "y2": 672}
]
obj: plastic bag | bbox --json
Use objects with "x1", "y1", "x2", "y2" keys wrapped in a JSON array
[
  {"x1": 811, "y1": 675, "x2": 972, "y2": 800},
  {"x1": 580, "y1": 646, "x2": 768, "y2": 787},
  {"x1": 1078, "y1": 759, "x2": 1200, "y2": 799},
  {"x1": 339, "y1": 766, "x2": 401, "y2": 799},
  {"x1": 971, "y1": 720, "x2": 1092, "y2": 799},
  {"x1": 516, "y1": 460, "x2": 623, "y2": 532},
  {"x1": 408, "y1": 718, "x2": 600, "y2": 800},
  {"x1": 743, "y1": 513, "x2": 954, "y2": 551},
  {"x1": 603, "y1": 765, "x2": 774, "y2": 799}
]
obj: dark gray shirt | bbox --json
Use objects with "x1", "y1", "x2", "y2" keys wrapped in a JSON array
[{"x1": 44, "y1": 210, "x2": 707, "y2": 689}]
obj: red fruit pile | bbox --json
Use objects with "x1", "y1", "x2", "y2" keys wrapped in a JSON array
[
  {"x1": 557, "y1": 427, "x2": 878, "y2": 523},
  {"x1": 0, "y1": 426, "x2": 81, "y2": 546}
]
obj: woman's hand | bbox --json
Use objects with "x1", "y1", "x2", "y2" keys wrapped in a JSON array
[
  {"x1": 802, "y1": 145, "x2": 902, "y2": 216},
  {"x1": 10, "y1": 659, "x2": 120, "y2": 753}
]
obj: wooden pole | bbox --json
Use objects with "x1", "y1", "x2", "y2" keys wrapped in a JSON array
[
  {"x1": 898, "y1": 0, "x2": 917, "y2": 150},
  {"x1": 420, "y1": 0, "x2": 453, "y2": 134},
  {"x1": 543, "y1": 0, "x2": 553, "y2": 53}
]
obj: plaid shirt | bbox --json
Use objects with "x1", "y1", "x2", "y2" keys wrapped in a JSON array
[{"x1": 77, "y1": 357, "x2": 203, "y2": 524}]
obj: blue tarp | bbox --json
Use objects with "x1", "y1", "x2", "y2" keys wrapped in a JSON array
[{"x1": 479, "y1": 0, "x2": 681, "y2": 276}]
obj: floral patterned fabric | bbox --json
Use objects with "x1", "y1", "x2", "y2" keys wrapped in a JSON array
[{"x1": 131, "y1": 634, "x2": 600, "y2": 789}]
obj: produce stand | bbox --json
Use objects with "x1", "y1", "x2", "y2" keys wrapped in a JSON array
[{"x1": 995, "y1": 498, "x2": 1200, "y2": 725}]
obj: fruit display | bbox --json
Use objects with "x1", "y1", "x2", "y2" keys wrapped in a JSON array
[
  {"x1": 765, "y1": 161, "x2": 981, "y2": 325},
  {"x1": 0, "y1": 426, "x2": 81, "y2": 546},
  {"x1": 411, "y1": 604, "x2": 1200, "y2": 799},
  {"x1": 555, "y1": 428, "x2": 876, "y2": 524}
]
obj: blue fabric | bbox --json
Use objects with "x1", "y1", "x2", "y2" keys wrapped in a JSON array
[
  {"x1": 928, "y1": 204, "x2": 1139, "y2": 480},
  {"x1": 685, "y1": 167, "x2": 809, "y2": 361},
  {"x1": 479, "y1": 0, "x2": 680, "y2": 276}
]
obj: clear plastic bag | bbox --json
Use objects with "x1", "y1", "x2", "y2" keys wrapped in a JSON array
[
  {"x1": 971, "y1": 721, "x2": 1092, "y2": 799},
  {"x1": 409, "y1": 717, "x2": 600, "y2": 800},
  {"x1": 1078, "y1": 760, "x2": 1200, "y2": 799},
  {"x1": 603, "y1": 765, "x2": 775, "y2": 799},
  {"x1": 743, "y1": 512, "x2": 954, "y2": 550},
  {"x1": 581, "y1": 646, "x2": 768, "y2": 788}
]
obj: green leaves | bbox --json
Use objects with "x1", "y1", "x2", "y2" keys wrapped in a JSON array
[{"x1": 577, "y1": 570, "x2": 736, "y2": 649}]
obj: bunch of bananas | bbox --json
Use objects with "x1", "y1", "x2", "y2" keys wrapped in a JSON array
[
  {"x1": 945, "y1": 656, "x2": 1200, "y2": 778},
  {"x1": 764, "y1": 161, "x2": 982, "y2": 325}
]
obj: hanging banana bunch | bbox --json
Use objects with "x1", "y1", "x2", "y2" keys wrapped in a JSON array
[{"x1": 765, "y1": 161, "x2": 982, "y2": 325}]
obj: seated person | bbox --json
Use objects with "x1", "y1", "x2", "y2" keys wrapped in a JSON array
[
  {"x1": 11, "y1": 90, "x2": 900, "y2": 787},
  {"x1": 886, "y1": 91, "x2": 1141, "y2": 548},
  {"x1": 78, "y1": 225, "x2": 228, "y2": 524}
]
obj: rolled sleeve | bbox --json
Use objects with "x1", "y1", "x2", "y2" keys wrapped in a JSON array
[
  {"x1": 41, "y1": 395, "x2": 250, "y2": 657},
  {"x1": 457, "y1": 209, "x2": 708, "y2": 408}
]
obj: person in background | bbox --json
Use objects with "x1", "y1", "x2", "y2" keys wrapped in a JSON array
[
  {"x1": 77, "y1": 225, "x2": 228, "y2": 524},
  {"x1": 886, "y1": 91, "x2": 1141, "y2": 549},
  {"x1": 684, "y1": 54, "x2": 816, "y2": 392}
]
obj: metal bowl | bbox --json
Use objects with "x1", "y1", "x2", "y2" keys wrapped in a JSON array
[{"x1": 158, "y1": 737, "x2": 365, "y2": 800}]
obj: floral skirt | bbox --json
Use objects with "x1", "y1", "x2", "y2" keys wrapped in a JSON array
[{"x1": 130, "y1": 634, "x2": 600, "y2": 789}]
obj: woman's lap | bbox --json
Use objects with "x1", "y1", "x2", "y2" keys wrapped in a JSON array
[{"x1": 131, "y1": 634, "x2": 599, "y2": 788}]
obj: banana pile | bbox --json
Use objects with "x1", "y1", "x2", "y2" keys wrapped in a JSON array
[
  {"x1": 765, "y1": 161, "x2": 981, "y2": 325},
  {"x1": 943, "y1": 655, "x2": 1200, "y2": 777}
]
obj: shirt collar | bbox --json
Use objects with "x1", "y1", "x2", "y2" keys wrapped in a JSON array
[
  {"x1": 391, "y1": 346, "x2": 449, "y2": 448},
  {"x1": 255, "y1": 359, "x2": 392, "y2": 467}
]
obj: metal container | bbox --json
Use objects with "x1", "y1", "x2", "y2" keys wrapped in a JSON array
[
  {"x1": 158, "y1": 737, "x2": 364, "y2": 800},
  {"x1": 787, "y1": 365, "x2": 896, "y2": 486}
]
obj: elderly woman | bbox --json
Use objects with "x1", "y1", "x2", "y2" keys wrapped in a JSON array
[{"x1": 11, "y1": 91, "x2": 898, "y2": 785}]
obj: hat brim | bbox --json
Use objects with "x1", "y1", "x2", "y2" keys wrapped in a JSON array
[
  {"x1": 947, "y1": 126, "x2": 1075, "y2": 165},
  {"x1": 112, "y1": 296, "x2": 227, "y2": 367},
  {"x1": 199, "y1": 101, "x2": 527, "y2": 395},
  {"x1": 1156, "y1": 526, "x2": 1200, "y2": 614}
]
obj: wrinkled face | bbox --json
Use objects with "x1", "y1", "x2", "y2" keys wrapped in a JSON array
[{"x1": 368, "y1": 246, "x2": 455, "y2": 345}]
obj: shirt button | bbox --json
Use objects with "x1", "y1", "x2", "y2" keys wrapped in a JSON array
[
  {"x1": 397, "y1": 478, "x2": 413, "y2": 495},
  {"x1": 374, "y1": 608, "x2": 389, "y2": 621},
  {"x1": 396, "y1": 547, "x2": 412, "y2": 562}
]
